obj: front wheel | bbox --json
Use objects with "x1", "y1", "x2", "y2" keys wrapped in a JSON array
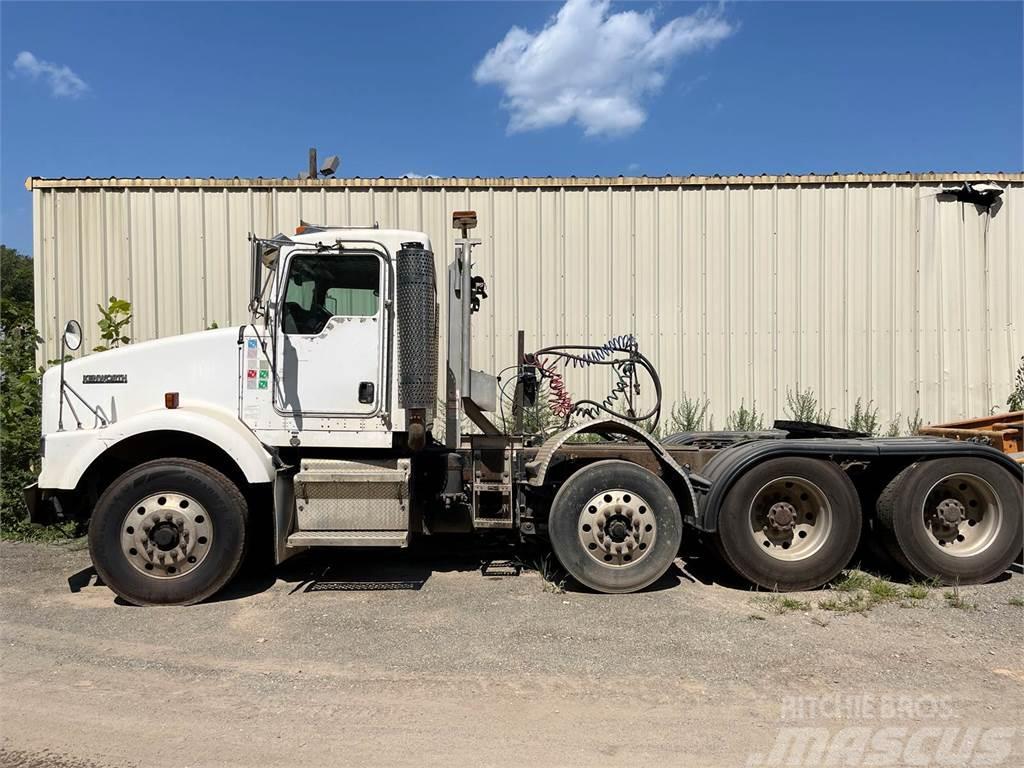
[
  {"x1": 89, "y1": 459, "x2": 248, "y2": 606},
  {"x1": 548, "y1": 460, "x2": 683, "y2": 593}
]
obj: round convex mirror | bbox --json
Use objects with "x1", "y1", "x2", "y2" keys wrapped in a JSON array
[{"x1": 63, "y1": 319, "x2": 83, "y2": 351}]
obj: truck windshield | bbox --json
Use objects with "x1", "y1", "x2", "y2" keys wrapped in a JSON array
[{"x1": 281, "y1": 252, "x2": 380, "y2": 334}]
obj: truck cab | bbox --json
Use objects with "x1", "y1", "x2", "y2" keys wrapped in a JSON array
[{"x1": 239, "y1": 225, "x2": 437, "y2": 449}]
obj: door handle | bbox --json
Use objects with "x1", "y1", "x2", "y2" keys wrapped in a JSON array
[{"x1": 358, "y1": 382, "x2": 375, "y2": 404}]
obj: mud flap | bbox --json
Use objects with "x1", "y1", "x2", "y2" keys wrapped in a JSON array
[{"x1": 22, "y1": 482, "x2": 47, "y2": 523}]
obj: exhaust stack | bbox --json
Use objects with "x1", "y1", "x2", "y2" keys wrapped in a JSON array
[{"x1": 396, "y1": 242, "x2": 439, "y2": 450}]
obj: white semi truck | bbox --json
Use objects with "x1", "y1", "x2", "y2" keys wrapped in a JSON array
[{"x1": 27, "y1": 211, "x2": 1022, "y2": 605}]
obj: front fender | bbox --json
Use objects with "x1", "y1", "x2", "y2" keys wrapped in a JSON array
[{"x1": 38, "y1": 405, "x2": 275, "y2": 490}]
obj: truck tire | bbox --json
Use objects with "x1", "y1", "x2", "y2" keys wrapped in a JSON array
[
  {"x1": 715, "y1": 457, "x2": 861, "y2": 591},
  {"x1": 548, "y1": 460, "x2": 682, "y2": 593},
  {"x1": 88, "y1": 459, "x2": 248, "y2": 606},
  {"x1": 876, "y1": 458, "x2": 1023, "y2": 585}
]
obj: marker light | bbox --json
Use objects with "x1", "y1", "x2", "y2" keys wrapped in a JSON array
[{"x1": 452, "y1": 211, "x2": 477, "y2": 230}]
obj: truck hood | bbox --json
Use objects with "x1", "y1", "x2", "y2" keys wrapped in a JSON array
[{"x1": 41, "y1": 327, "x2": 242, "y2": 434}]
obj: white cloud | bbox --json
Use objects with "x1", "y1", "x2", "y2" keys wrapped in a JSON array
[
  {"x1": 12, "y1": 51, "x2": 88, "y2": 98},
  {"x1": 400, "y1": 172, "x2": 440, "y2": 179},
  {"x1": 474, "y1": 0, "x2": 733, "y2": 137}
]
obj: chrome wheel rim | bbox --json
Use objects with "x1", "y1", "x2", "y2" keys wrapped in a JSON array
[
  {"x1": 922, "y1": 473, "x2": 1003, "y2": 557},
  {"x1": 120, "y1": 492, "x2": 213, "y2": 579},
  {"x1": 578, "y1": 489, "x2": 656, "y2": 568},
  {"x1": 749, "y1": 476, "x2": 834, "y2": 561}
]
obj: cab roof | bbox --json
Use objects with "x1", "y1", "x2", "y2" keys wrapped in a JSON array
[{"x1": 286, "y1": 226, "x2": 432, "y2": 251}]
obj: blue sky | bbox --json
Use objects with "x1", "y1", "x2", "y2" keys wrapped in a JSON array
[{"x1": 2, "y1": 1, "x2": 1021, "y2": 255}]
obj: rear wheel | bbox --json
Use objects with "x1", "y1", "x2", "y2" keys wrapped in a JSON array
[
  {"x1": 715, "y1": 457, "x2": 862, "y2": 591},
  {"x1": 548, "y1": 460, "x2": 683, "y2": 593},
  {"x1": 876, "y1": 458, "x2": 1022, "y2": 585},
  {"x1": 89, "y1": 459, "x2": 247, "y2": 606}
]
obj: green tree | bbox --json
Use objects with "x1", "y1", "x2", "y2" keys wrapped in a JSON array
[
  {"x1": 93, "y1": 296, "x2": 132, "y2": 351},
  {"x1": 1008, "y1": 356, "x2": 1024, "y2": 412},
  {"x1": 1, "y1": 246, "x2": 42, "y2": 528}
]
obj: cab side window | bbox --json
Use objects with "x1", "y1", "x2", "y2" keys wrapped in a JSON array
[{"x1": 282, "y1": 253, "x2": 380, "y2": 334}]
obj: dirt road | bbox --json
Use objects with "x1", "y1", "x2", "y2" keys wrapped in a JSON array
[{"x1": 1, "y1": 540, "x2": 1022, "y2": 767}]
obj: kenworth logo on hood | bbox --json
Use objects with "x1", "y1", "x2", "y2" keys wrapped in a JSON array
[{"x1": 82, "y1": 374, "x2": 128, "y2": 384}]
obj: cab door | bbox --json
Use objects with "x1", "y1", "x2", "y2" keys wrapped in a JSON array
[{"x1": 274, "y1": 248, "x2": 386, "y2": 416}]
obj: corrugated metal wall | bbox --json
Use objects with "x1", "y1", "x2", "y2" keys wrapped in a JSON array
[{"x1": 30, "y1": 174, "x2": 1023, "y2": 428}]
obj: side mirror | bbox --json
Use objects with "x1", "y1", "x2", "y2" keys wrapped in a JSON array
[
  {"x1": 260, "y1": 243, "x2": 279, "y2": 270},
  {"x1": 62, "y1": 319, "x2": 83, "y2": 351}
]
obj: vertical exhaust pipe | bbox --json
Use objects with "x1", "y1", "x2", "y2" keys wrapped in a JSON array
[{"x1": 395, "y1": 242, "x2": 438, "y2": 451}]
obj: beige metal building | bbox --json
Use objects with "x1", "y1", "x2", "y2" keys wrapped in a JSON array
[{"x1": 28, "y1": 173, "x2": 1023, "y2": 429}]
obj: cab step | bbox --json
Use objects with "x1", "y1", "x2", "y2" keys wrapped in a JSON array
[
  {"x1": 287, "y1": 530, "x2": 410, "y2": 548},
  {"x1": 292, "y1": 458, "x2": 411, "y2": 544}
]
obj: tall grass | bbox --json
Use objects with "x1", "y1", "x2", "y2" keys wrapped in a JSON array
[
  {"x1": 846, "y1": 397, "x2": 881, "y2": 436},
  {"x1": 659, "y1": 394, "x2": 712, "y2": 434},
  {"x1": 784, "y1": 387, "x2": 833, "y2": 424},
  {"x1": 725, "y1": 400, "x2": 765, "y2": 431}
]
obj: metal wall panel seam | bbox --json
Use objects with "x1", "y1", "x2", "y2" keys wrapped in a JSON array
[
  {"x1": 489, "y1": 186, "x2": 497, "y2": 374},
  {"x1": 865, "y1": 184, "x2": 873, "y2": 408},
  {"x1": 50, "y1": 191, "x2": 59, "y2": 356},
  {"x1": 175, "y1": 189, "x2": 184, "y2": 336},
  {"x1": 652, "y1": 186, "x2": 662, "y2": 414},
  {"x1": 747, "y1": 184, "x2": 755, "y2": 407},
  {"x1": 954, "y1": 198, "x2": 962, "y2": 415},
  {"x1": 75, "y1": 189, "x2": 84, "y2": 348},
  {"x1": 1006, "y1": 187, "x2": 1016, "y2": 380},
  {"x1": 512, "y1": 186, "x2": 519, "y2": 350},
  {"x1": 559, "y1": 185, "x2": 566, "y2": 349},
  {"x1": 982, "y1": 204, "x2": 992, "y2": 410},
  {"x1": 99, "y1": 189, "x2": 108, "y2": 310},
  {"x1": 725, "y1": 185, "x2": 732, "y2": 406},
  {"x1": 271, "y1": 188, "x2": 278, "y2": 238},
  {"x1": 629, "y1": 185, "x2": 636, "y2": 334},
  {"x1": 123, "y1": 190, "x2": 134, "y2": 346},
  {"x1": 31, "y1": 189, "x2": 44, "y2": 366},
  {"x1": 912, "y1": 184, "x2": 921, "y2": 421},
  {"x1": 199, "y1": 188, "x2": 208, "y2": 329},
  {"x1": 536, "y1": 188, "x2": 543, "y2": 340},
  {"x1": 794, "y1": 184, "x2": 803, "y2": 391},
  {"x1": 700, "y1": 185, "x2": 707, "y2": 404},
  {"x1": 606, "y1": 186, "x2": 612, "y2": 349},
  {"x1": 841, "y1": 183, "x2": 849, "y2": 412},
  {"x1": 149, "y1": 189, "x2": 159, "y2": 338},
  {"x1": 888, "y1": 184, "x2": 895, "y2": 419},
  {"x1": 933, "y1": 194, "x2": 945, "y2": 418},
  {"x1": 582, "y1": 186, "x2": 590, "y2": 399},
  {"x1": 771, "y1": 184, "x2": 779, "y2": 415},
  {"x1": 224, "y1": 189, "x2": 232, "y2": 320}
]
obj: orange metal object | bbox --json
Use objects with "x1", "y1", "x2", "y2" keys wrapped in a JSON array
[{"x1": 918, "y1": 411, "x2": 1023, "y2": 463}]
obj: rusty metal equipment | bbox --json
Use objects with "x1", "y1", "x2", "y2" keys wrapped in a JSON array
[{"x1": 918, "y1": 412, "x2": 1023, "y2": 463}]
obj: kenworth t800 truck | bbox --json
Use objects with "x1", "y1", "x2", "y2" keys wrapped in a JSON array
[{"x1": 28, "y1": 211, "x2": 1022, "y2": 605}]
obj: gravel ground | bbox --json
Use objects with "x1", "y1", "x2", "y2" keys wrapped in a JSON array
[{"x1": 1, "y1": 539, "x2": 1022, "y2": 767}]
